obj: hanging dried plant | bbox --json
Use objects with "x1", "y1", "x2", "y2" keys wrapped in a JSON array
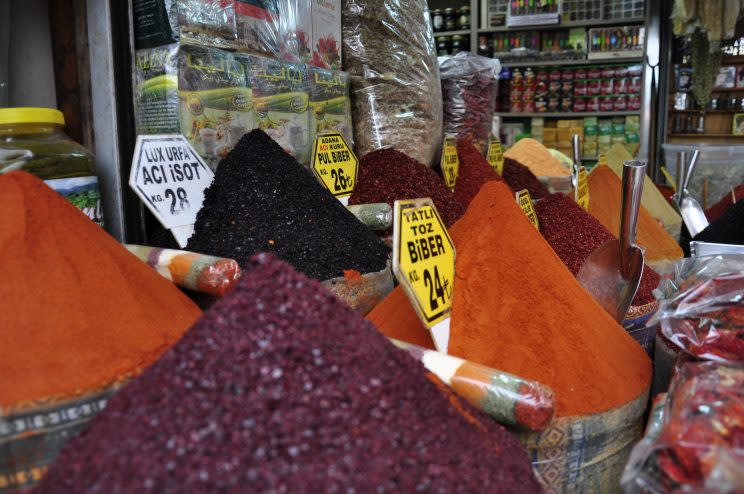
[{"x1": 691, "y1": 28, "x2": 722, "y2": 109}]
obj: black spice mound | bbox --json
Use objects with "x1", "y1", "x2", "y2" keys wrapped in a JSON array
[
  {"x1": 502, "y1": 158, "x2": 549, "y2": 199},
  {"x1": 186, "y1": 129, "x2": 389, "y2": 280},
  {"x1": 692, "y1": 199, "x2": 744, "y2": 247},
  {"x1": 35, "y1": 254, "x2": 541, "y2": 494}
]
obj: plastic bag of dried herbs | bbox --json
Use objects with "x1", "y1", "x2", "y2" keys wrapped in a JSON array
[
  {"x1": 439, "y1": 52, "x2": 501, "y2": 153},
  {"x1": 341, "y1": 0, "x2": 442, "y2": 166}
]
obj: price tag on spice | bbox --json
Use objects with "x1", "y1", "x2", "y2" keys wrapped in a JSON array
[
  {"x1": 516, "y1": 189, "x2": 539, "y2": 230},
  {"x1": 311, "y1": 132, "x2": 358, "y2": 205},
  {"x1": 129, "y1": 135, "x2": 214, "y2": 248},
  {"x1": 575, "y1": 165, "x2": 590, "y2": 210},
  {"x1": 441, "y1": 137, "x2": 458, "y2": 188},
  {"x1": 393, "y1": 198, "x2": 456, "y2": 353},
  {"x1": 487, "y1": 136, "x2": 504, "y2": 175}
]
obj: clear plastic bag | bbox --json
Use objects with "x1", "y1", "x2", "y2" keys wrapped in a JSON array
[
  {"x1": 341, "y1": 0, "x2": 443, "y2": 166},
  {"x1": 439, "y1": 52, "x2": 501, "y2": 153},
  {"x1": 651, "y1": 254, "x2": 744, "y2": 362},
  {"x1": 622, "y1": 362, "x2": 744, "y2": 494},
  {"x1": 233, "y1": 0, "x2": 282, "y2": 56}
]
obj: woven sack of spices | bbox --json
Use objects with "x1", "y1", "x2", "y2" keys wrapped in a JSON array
[
  {"x1": 0, "y1": 172, "x2": 201, "y2": 493},
  {"x1": 439, "y1": 53, "x2": 500, "y2": 153},
  {"x1": 587, "y1": 165, "x2": 683, "y2": 267},
  {"x1": 341, "y1": 0, "x2": 443, "y2": 166}
]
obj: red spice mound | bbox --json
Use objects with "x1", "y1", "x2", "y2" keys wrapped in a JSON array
[
  {"x1": 349, "y1": 149, "x2": 465, "y2": 234},
  {"x1": 502, "y1": 157, "x2": 549, "y2": 199},
  {"x1": 535, "y1": 193, "x2": 659, "y2": 307},
  {"x1": 37, "y1": 254, "x2": 541, "y2": 493},
  {"x1": 705, "y1": 183, "x2": 744, "y2": 223},
  {"x1": 453, "y1": 138, "x2": 502, "y2": 209}
]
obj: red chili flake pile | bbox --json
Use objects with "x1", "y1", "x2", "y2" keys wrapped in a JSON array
[
  {"x1": 35, "y1": 254, "x2": 541, "y2": 493},
  {"x1": 453, "y1": 138, "x2": 502, "y2": 209},
  {"x1": 349, "y1": 148, "x2": 465, "y2": 234},
  {"x1": 535, "y1": 192, "x2": 659, "y2": 307},
  {"x1": 502, "y1": 157, "x2": 549, "y2": 199}
]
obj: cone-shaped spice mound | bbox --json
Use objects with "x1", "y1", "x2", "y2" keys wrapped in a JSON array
[
  {"x1": 694, "y1": 199, "x2": 744, "y2": 246},
  {"x1": 587, "y1": 165, "x2": 683, "y2": 263},
  {"x1": 535, "y1": 192, "x2": 660, "y2": 307},
  {"x1": 501, "y1": 158, "x2": 549, "y2": 198},
  {"x1": 187, "y1": 129, "x2": 389, "y2": 281},
  {"x1": 348, "y1": 148, "x2": 464, "y2": 234},
  {"x1": 0, "y1": 172, "x2": 201, "y2": 408},
  {"x1": 503, "y1": 138, "x2": 570, "y2": 177},
  {"x1": 454, "y1": 138, "x2": 502, "y2": 209},
  {"x1": 35, "y1": 254, "x2": 542, "y2": 493},
  {"x1": 368, "y1": 181, "x2": 652, "y2": 417}
]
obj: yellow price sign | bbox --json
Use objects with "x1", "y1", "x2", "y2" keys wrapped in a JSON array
[
  {"x1": 575, "y1": 165, "x2": 590, "y2": 210},
  {"x1": 487, "y1": 136, "x2": 504, "y2": 175},
  {"x1": 516, "y1": 189, "x2": 539, "y2": 230},
  {"x1": 440, "y1": 137, "x2": 458, "y2": 188},
  {"x1": 312, "y1": 132, "x2": 358, "y2": 199},
  {"x1": 393, "y1": 198, "x2": 456, "y2": 352}
]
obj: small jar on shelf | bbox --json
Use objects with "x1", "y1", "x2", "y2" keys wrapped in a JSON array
[
  {"x1": 451, "y1": 35, "x2": 468, "y2": 54},
  {"x1": 457, "y1": 5, "x2": 470, "y2": 30},
  {"x1": 431, "y1": 9, "x2": 444, "y2": 32},
  {"x1": 437, "y1": 36, "x2": 452, "y2": 56},
  {"x1": 443, "y1": 8, "x2": 457, "y2": 31}
]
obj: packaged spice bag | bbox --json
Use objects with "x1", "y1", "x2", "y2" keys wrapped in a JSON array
[
  {"x1": 439, "y1": 52, "x2": 500, "y2": 153},
  {"x1": 342, "y1": 0, "x2": 442, "y2": 166},
  {"x1": 133, "y1": 44, "x2": 180, "y2": 135},
  {"x1": 234, "y1": 0, "x2": 281, "y2": 56},
  {"x1": 251, "y1": 57, "x2": 311, "y2": 166},
  {"x1": 622, "y1": 362, "x2": 744, "y2": 494},
  {"x1": 276, "y1": 0, "x2": 342, "y2": 69},
  {"x1": 308, "y1": 66, "x2": 353, "y2": 147},
  {"x1": 132, "y1": 0, "x2": 237, "y2": 50},
  {"x1": 651, "y1": 254, "x2": 744, "y2": 363}
]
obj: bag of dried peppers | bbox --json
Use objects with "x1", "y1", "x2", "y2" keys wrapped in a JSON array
[
  {"x1": 650, "y1": 254, "x2": 744, "y2": 363},
  {"x1": 622, "y1": 361, "x2": 744, "y2": 494}
]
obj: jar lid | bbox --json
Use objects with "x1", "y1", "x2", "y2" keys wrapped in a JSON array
[{"x1": 0, "y1": 108, "x2": 65, "y2": 126}]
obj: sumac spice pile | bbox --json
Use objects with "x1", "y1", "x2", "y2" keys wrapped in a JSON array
[
  {"x1": 35, "y1": 254, "x2": 542, "y2": 493},
  {"x1": 187, "y1": 129, "x2": 388, "y2": 281},
  {"x1": 348, "y1": 148, "x2": 464, "y2": 233},
  {"x1": 454, "y1": 138, "x2": 502, "y2": 209},
  {"x1": 535, "y1": 192, "x2": 659, "y2": 307},
  {"x1": 502, "y1": 158, "x2": 549, "y2": 199}
]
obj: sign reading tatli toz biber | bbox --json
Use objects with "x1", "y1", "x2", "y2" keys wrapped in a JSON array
[{"x1": 393, "y1": 198, "x2": 456, "y2": 353}]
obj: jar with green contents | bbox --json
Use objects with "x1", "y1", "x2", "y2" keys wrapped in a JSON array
[{"x1": 0, "y1": 108, "x2": 103, "y2": 225}]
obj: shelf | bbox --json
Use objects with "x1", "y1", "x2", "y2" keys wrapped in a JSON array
[
  {"x1": 501, "y1": 56, "x2": 643, "y2": 67},
  {"x1": 434, "y1": 30, "x2": 470, "y2": 37},
  {"x1": 497, "y1": 111, "x2": 641, "y2": 118},
  {"x1": 669, "y1": 109, "x2": 741, "y2": 114},
  {"x1": 676, "y1": 88, "x2": 743, "y2": 93},
  {"x1": 478, "y1": 17, "x2": 646, "y2": 33},
  {"x1": 669, "y1": 133, "x2": 744, "y2": 138}
]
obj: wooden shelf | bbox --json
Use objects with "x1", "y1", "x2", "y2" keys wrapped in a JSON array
[
  {"x1": 498, "y1": 111, "x2": 640, "y2": 118},
  {"x1": 434, "y1": 30, "x2": 470, "y2": 37},
  {"x1": 669, "y1": 133, "x2": 744, "y2": 138},
  {"x1": 669, "y1": 109, "x2": 741, "y2": 114},
  {"x1": 502, "y1": 56, "x2": 642, "y2": 67},
  {"x1": 478, "y1": 16, "x2": 645, "y2": 33}
]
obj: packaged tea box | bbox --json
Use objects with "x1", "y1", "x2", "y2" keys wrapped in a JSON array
[{"x1": 308, "y1": 66, "x2": 352, "y2": 146}]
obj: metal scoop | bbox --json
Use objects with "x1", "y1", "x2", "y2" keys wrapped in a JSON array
[
  {"x1": 577, "y1": 160, "x2": 646, "y2": 322},
  {"x1": 678, "y1": 149, "x2": 709, "y2": 237}
]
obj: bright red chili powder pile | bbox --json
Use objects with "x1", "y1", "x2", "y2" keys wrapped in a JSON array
[
  {"x1": 453, "y1": 138, "x2": 502, "y2": 208},
  {"x1": 535, "y1": 192, "x2": 660, "y2": 306},
  {"x1": 349, "y1": 149, "x2": 464, "y2": 234}
]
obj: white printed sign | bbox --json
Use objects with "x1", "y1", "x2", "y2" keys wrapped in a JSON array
[{"x1": 129, "y1": 135, "x2": 214, "y2": 247}]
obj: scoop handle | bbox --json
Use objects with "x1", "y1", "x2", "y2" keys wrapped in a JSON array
[
  {"x1": 675, "y1": 151, "x2": 687, "y2": 205},
  {"x1": 620, "y1": 160, "x2": 646, "y2": 273},
  {"x1": 682, "y1": 149, "x2": 700, "y2": 192},
  {"x1": 571, "y1": 134, "x2": 581, "y2": 188}
]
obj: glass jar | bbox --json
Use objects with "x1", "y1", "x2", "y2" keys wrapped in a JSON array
[
  {"x1": 431, "y1": 9, "x2": 444, "y2": 31},
  {"x1": 0, "y1": 108, "x2": 103, "y2": 226},
  {"x1": 477, "y1": 35, "x2": 493, "y2": 58},
  {"x1": 457, "y1": 6, "x2": 470, "y2": 29},
  {"x1": 444, "y1": 8, "x2": 457, "y2": 31},
  {"x1": 451, "y1": 35, "x2": 467, "y2": 54},
  {"x1": 437, "y1": 36, "x2": 452, "y2": 56}
]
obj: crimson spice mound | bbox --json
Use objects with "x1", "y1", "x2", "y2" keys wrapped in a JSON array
[
  {"x1": 35, "y1": 254, "x2": 542, "y2": 494},
  {"x1": 187, "y1": 129, "x2": 389, "y2": 281}
]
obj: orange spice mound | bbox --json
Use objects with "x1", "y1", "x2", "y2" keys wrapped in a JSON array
[
  {"x1": 587, "y1": 165, "x2": 683, "y2": 263},
  {"x1": 0, "y1": 172, "x2": 202, "y2": 408},
  {"x1": 367, "y1": 181, "x2": 651, "y2": 417}
]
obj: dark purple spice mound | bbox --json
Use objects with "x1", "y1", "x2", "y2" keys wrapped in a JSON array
[
  {"x1": 693, "y1": 199, "x2": 744, "y2": 246},
  {"x1": 186, "y1": 129, "x2": 389, "y2": 281},
  {"x1": 502, "y1": 158, "x2": 549, "y2": 199},
  {"x1": 34, "y1": 254, "x2": 541, "y2": 494}
]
